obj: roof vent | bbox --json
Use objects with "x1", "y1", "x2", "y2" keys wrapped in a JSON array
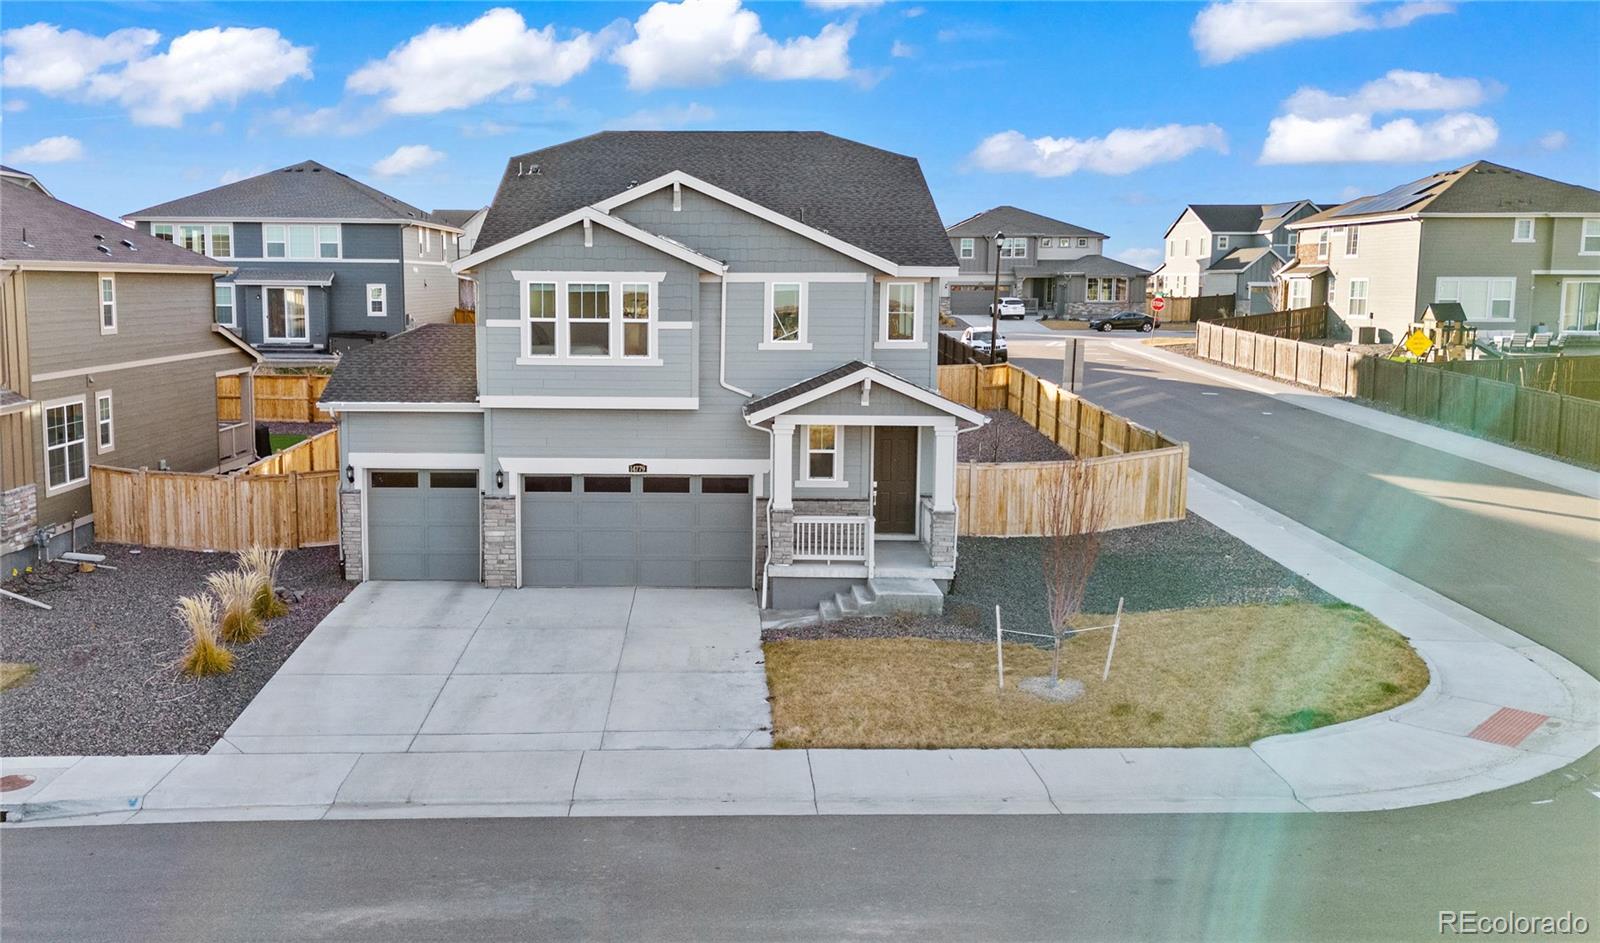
[
  {"x1": 121, "y1": 239, "x2": 137, "y2": 250},
  {"x1": 97, "y1": 244, "x2": 111, "y2": 255},
  {"x1": 311, "y1": 167, "x2": 321, "y2": 172},
  {"x1": 20, "y1": 226, "x2": 32, "y2": 248},
  {"x1": 93, "y1": 233, "x2": 104, "y2": 241}
]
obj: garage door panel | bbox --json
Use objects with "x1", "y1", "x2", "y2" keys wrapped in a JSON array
[
  {"x1": 697, "y1": 558, "x2": 749, "y2": 587},
  {"x1": 581, "y1": 529, "x2": 638, "y2": 558},
  {"x1": 638, "y1": 559, "x2": 696, "y2": 587},
  {"x1": 368, "y1": 470, "x2": 479, "y2": 581},
  {"x1": 579, "y1": 559, "x2": 637, "y2": 586}
]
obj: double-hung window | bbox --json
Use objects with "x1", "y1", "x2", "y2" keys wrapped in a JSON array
[
  {"x1": 880, "y1": 282, "x2": 922, "y2": 346},
  {"x1": 152, "y1": 223, "x2": 232, "y2": 257},
  {"x1": 959, "y1": 238, "x2": 975, "y2": 259},
  {"x1": 1581, "y1": 219, "x2": 1600, "y2": 255},
  {"x1": 802, "y1": 425, "x2": 840, "y2": 483},
  {"x1": 95, "y1": 391, "x2": 114, "y2": 453},
  {"x1": 265, "y1": 224, "x2": 339, "y2": 259},
  {"x1": 1513, "y1": 218, "x2": 1535, "y2": 243},
  {"x1": 526, "y1": 282, "x2": 557, "y2": 356},
  {"x1": 44, "y1": 399, "x2": 88, "y2": 492},
  {"x1": 1287, "y1": 278, "x2": 1311, "y2": 309},
  {"x1": 1077, "y1": 238, "x2": 1088, "y2": 247},
  {"x1": 621, "y1": 282, "x2": 651, "y2": 357},
  {"x1": 265, "y1": 287, "x2": 310, "y2": 342},
  {"x1": 765, "y1": 282, "x2": 806, "y2": 348},
  {"x1": 1216, "y1": 235, "x2": 1229, "y2": 251},
  {"x1": 214, "y1": 284, "x2": 235, "y2": 327},
  {"x1": 1086, "y1": 277, "x2": 1128, "y2": 303},
  {"x1": 1316, "y1": 231, "x2": 1330, "y2": 260},
  {"x1": 1347, "y1": 278, "x2": 1369, "y2": 319},
  {"x1": 999, "y1": 238, "x2": 1027, "y2": 259},
  {"x1": 98, "y1": 274, "x2": 116, "y2": 334},
  {"x1": 366, "y1": 284, "x2": 387, "y2": 317},
  {"x1": 1345, "y1": 227, "x2": 1359, "y2": 257},
  {"x1": 1436, "y1": 277, "x2": 1515, "y2": 321},
  {"x1": 567, "y1": 283, "x2": 611, "y2": 357}
]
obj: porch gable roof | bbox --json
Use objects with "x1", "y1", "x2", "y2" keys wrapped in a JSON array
[{"x1": 742, "y1": 361, "x2": 987, "y2": 427}]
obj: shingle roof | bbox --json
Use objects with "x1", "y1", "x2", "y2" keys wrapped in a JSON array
[
  {"x1": 742, "y1": 361, "x2": 871, "y2": 417},
  {"x1": 228, "y1": 267, "x2": 337, "y2": 286},
  {"x1": 945, "y1": 206, "x2": 1108, "y2": 240},
  {"x1": 1203, "y1": 245, "x2": 1278, "y2": 273},
  {"x1": 0, "y1": 387, "x2": 32, "y2": 413},
  {"x1": 1187, "y1": 205, "x2": 1275, "y2": 232},
  {"x1": 1013, "y1": 254, "x2": 1152, "y2": 278},
  {"x1": 431, "y1": 208, "x2": 483, "y2": 228},
  {"x1": 1295, "y1": 161, "x2": 1600, "y2": 226},
  {"x1": 125, "y1": 160, "x2": 446, "y2": 226},
  {"x1": 320, "y1": 324, "x2": 478, "y2": 405},
  {"x1": 474, "y1": 132, "x2": 955, "y2": 267},
  {"x1": 1, "y1": 182, "x2": 228, "y2": 269}
]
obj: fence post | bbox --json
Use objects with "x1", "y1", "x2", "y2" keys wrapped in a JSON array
[
  {"x1": 135, "y1": 466, "x2": 149, "y2": 545},
  {"x1": 289, "y1": 470, "x2": 302, "y2": 549}
]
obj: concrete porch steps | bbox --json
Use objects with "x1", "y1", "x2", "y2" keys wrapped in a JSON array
[{"x1": 818, "y1": 577, "x2": 944, "y2": 622}]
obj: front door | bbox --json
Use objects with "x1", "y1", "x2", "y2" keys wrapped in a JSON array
[{"x1": 873, "y1": 426, "x2": 918, "y2": 535}]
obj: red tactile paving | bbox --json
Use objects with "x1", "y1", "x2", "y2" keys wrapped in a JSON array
[{"x1": 1468, "y1": 707, "x2": 1548, "y2": 747}]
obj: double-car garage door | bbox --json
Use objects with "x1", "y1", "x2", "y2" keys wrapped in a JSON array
[
  {"x1": 522, "y1": 474, "x2": 752, "y2": 588},
  {"x1": 366, "y1": 470, "x2": 481, "y2": 580}
]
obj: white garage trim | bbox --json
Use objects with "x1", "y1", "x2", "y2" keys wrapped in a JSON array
[
  {"x1": 499, "y1": 457, "x2": 769, "y2": 495},
  {"x1": 347, "y1": 451, "x2": 485, "y2": 487}
]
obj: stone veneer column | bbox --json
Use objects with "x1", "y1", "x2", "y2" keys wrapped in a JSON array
[
  {"x1": 481, "y1": 495, "x2": 518, "y2": 588},
  {"x1": 338, "y1": 488, "x2": 363, "y2": 582},
  {"x1": 928, "y1": 508, "x2": 958, "y2": 567},
  {"x1": 2, "y1": 484, "x2": 38, "y2": 556},
  {"x1": 768, "y1": 508, "x2": 795, "y2": 566}
]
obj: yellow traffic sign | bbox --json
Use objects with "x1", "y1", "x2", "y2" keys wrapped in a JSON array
[{"x1": 1403, "y1": 330, "x2": 1434, "y2": 358}]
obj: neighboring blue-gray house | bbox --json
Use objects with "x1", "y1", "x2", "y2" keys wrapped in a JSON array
[
  {"x1": 944, "y1": 206, "x2": 1150, "y2": 318},
  {"x1": 320, "y1": 131, "x2": 986, "y2": 617},
  {"x1": 124, "y1": 161, "x2": 464, "y2": 361}
]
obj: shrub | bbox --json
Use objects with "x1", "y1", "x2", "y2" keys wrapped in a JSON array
[
  {"x1": 176, "y1": 594, "x2": 233, "y2": 676},
  {"x1": 239, "y1": 546, "x2": 289, "y2": 620},
  {"x1": 206, "y1": 569, "x2": 263, "y2": 644}
]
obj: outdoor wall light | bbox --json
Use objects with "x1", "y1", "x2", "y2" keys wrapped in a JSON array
[
  {"x1": 495, "y1": 469, "x2": 505, "y2": 490},
  {"x1": 345, "y1": 464, "x2": 354, "y2": 484}
]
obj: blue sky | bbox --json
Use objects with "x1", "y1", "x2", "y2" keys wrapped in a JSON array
[{"x1": 4, "y1": 1, "x2": 1596, "y2": 268}]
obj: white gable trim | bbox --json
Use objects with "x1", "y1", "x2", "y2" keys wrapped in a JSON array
[
  {"x1": 744, "y1": 365, "x2": 987, "y2": 426},
  {"x1": 593, "y1": 170, "x2": 911, "y2": 276},
  {"x1": 453, "y1": 205, "x2": 727, "y2": 275}
]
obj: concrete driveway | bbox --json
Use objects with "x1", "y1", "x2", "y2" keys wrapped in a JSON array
[{"x1": 219, "y1": 583, "x2": 771, "y2": 754}]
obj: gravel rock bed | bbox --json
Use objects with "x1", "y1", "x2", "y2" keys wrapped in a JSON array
[
  {"x1": 763, "y1": 512, "x2": 1336, "y2": 642},
  {"x1": 958, "y1": 410, "x2": 1071, "y2": 463},
  {"x1": 0, "y1": 544, "x2": 351, "y2": 756}
]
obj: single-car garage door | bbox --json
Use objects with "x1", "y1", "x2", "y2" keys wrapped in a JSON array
[
  {"x1": 366, "y1": 469, "x2": 480, "y2": 580},
  {"x1": 522, "y1": 474, "x2": 752, "y2": 588}
]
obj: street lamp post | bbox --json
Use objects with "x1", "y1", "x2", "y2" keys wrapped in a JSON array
[{"x1": 988, "y1": 230, "x2": 1005, "y2": 364}]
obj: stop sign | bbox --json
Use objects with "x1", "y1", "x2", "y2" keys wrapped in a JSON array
[{"x1": 1151, "y1": 296, "x2": 1167, "y2": 313}]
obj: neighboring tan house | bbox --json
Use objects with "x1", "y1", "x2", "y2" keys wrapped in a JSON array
[
  {"x1": 432, "y1": 206, "x2": 489, "y2": 314},
  {"x1": 1279, "y1": 161, "x2": 1600, "y2": 342},
  {"x1": 321, "y1": 131, "x2": 985, "y2": 616},
  {"x1": 1, "y1": 171, "x2": 259, "y2": 573},
  {"x1": 944, "y1": 206, "x2": 1150, "y2": 318},
  {"x1": 123, "y1": 161, "x2": 463, "y2": 362},
  {"x1": 1153, "y1": 201, "x2": 1322, "y2": 313}
]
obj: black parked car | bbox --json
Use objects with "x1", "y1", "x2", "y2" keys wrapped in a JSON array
[{"x1": 1089, "y1": 310, "x2": 1159, "y2": 332}]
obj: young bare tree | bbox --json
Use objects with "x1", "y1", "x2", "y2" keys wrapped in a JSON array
[{"x1": 1039, "y1": 460, "x2": 1112, "y2": 687}]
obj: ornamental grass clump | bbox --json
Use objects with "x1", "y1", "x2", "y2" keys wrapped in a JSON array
[
  {"x1": 176, "y1": 594, "x2": 233, "y2": 676},
  {"x1": 206, "y1": 569, "x2": 263, "y2": 644},
  {"x1": 239, "y1": 546, "x2": 289, "y2": 620}
]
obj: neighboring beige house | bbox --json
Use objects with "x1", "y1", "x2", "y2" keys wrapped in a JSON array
[
  {"x1": 1279, "y1": 161, "x2": 1600, "y2": 342},
  {"x1": 1, "y1": 168, "x2": 259, "y2": 573},
  {"x1": 1152, "y1": 201, "x2": 1322, "y2": 312}
]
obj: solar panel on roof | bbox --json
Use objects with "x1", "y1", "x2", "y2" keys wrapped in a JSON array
[{"x1": 1328, "y1": 175, "x2": 1441, "y2": 217}]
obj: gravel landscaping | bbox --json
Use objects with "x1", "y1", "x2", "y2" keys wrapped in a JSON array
[
  {"x1": 0, "y1": 544, "x2": 351, "y2": 756},
  {"x1": 764, "y1": 512, "x2": 1335, "y2": 643},
  {"x1": 958, "y1": 409, "x2": 1071, "y2": 463}
]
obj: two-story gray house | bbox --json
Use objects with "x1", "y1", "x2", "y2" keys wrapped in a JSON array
[
  {"x1": 944, "y1": 206, "x2": 1150, "y2": 319},
  {"x1": 124, "y1": 161, "x2": 463, "y2": 361},
  {"x1": 1152, "y1": 201, "x2": 1322, "y2": 313},
  {"x1": 320, "y1": 131, "x2": 986, "y2": 615}
]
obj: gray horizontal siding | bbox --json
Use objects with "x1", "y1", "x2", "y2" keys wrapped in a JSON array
[
  {"x1": 26, "y1": 271, "x2": 238, "y2": 374},
  {"x1": 342, "y1": 412, "x2": 483, "y2": 454},
  {"x1": 615, "y1": 188, "x2": 863, "y2": 272}
]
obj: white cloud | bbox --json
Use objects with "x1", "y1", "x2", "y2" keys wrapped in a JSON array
[
  {"x1": 890, "y1": 39, "x2": 915, "y2": 58},
  {"x1": 1282, "y1": 70, "x2": 1496, "y2": 119},
  {"x1": 970, "y1": 124, "x2": 1228, "y2": 177},
  {"x1": 1, "y1": 23, "x2": 158, "y2": 94},
  {"x1": 462, "y1": 119, "x2": 515, "y2": 137},
  {"x1": 8, "y1": 134, "x2": 84, "y2": 163},
  {"x1": 2, "y1": 23, "x2": 311, "y2": 126},
  {"x1": 1260, "y1": 70, "x2": 1499, "y2": 164},
  {"x1": 606, "y1": 101, "x2": 716, "y2": 130},
  {"x1": 1261, "y1": 112, "x2": 1497, "y2": 164},
  {"x1": 219, "y1": 165, "x2": 266, "y2": 185},
  {"x1": 349, "y1": 9, "x2": 607, "y2": 114},
  {"x1": 1115, "y1": 247, "x2": 1163, "y2": 270},
  {"x1": 1192, "y1": 1, "x2": 1452, "y2": 65},
  {"x1": 613, "y1": 0, "x2": 856, "y2": 90},
  {"x1": 1538, "y1": 130, "x2": 1569, "y2": 152},
  {"x1": 903, "y1": 6, "x2": 925, "y2": 17},
  {"x1": 372, "y1": 144, "x2": 445, "y2": 177}
]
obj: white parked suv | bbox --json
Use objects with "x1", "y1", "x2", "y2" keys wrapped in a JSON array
[{"x1": 991, "y1": 297, "x2": 1027, "y2": 319}]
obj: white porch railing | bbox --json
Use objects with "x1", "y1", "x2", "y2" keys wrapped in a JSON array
[{"x1": 793, "y1": 515, "x2": 871, "y2": 564}]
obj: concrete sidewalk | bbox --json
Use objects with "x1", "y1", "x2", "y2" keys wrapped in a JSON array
[{"x1": 4, "y1": 474, "x2": 1596, "y2": 825}]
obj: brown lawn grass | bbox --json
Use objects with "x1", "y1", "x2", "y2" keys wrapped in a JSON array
[
  {"x1": 0, "y1": 662, "x2": 37, "y2": 692},
  {"x1": 764, "y1": 603, "x2": 1428, "y2": 749}
]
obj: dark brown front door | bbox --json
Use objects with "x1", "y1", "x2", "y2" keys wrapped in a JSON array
[{"x1": 873, "y1": 426, "x2": 918, "y2": 535}]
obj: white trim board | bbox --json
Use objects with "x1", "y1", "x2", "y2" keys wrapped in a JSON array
[
  {"x1": 477, "y1": 395, "x2": 699, "y2": 410},
  {"x1": 320, "y1": 401, "x2": 483, "y2": 413},
  {"x1": 32, "y1": 346, "x2": 251, "y2": 383},
  {"x1": 744, "y1": 364, "x2": 987, "y2": 426}
]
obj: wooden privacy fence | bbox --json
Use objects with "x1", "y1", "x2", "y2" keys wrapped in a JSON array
[
  {"x1": 255, "y1": 373, "x2": 334, "y2": 422},
  {"x1": 1196, "y1": 320, "x2": 1600, "y2": 467},
  {"x1": 1434, "y1": 355, "x2": 1600, "y2": 401},
  {"x1": 937, "y1": 363, "x2": 1189, "y2": 535},
  {"x1": 245, "y1": 428, "x2": 339, "y2": 476},
  {"x1": 1149, "y1": 294, "x2": 1234, "y2": 323},
  {"x1": 216, "y1": 374, "x2": 243, "y2": 422},
  {"x1": 1214, "y1": 305, "x2": 1328, "y2": 340}
]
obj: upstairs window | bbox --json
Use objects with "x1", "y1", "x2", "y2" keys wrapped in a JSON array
[
  {"x1": 214, "y1": 284, "x2": 235, "y2": 327},
  {"x1": 44, "y1": 400, "x2": 87, "y2": 491},
  {"x1": 1041, "y1": 238, "x2": 1053, "y2": 248},
  {"x1": 1345, "y1": 228, "x2": 1359, "y2": 257},
  {"x1": 150, "y1": 222, "x2": 231, "y2": 257},
  {"x1": 567, "y1": 283, "x2": 611, "y2": 357},
  {"x1": 1077, "y1": 238, "x2": 1088, "y2": 247},
  {"x1": 98, "y1": 274, "x2": 117, "y2": 334},
  {"x1": 622, "y1": 282, "x2": 651, "y2": 358},
  {"x1": 999, "y1": 238, "x2": 1027, "y2": 259},
  {"x1": 958, "y1": 237, "x2": 975, "y2": 259},
  {"x1": 1316, "y1": 231, "x2": 1330, "y2": 260},
  {"x1": 1581, "y1": 219, "x2": 1600, "y2": 255},
  {"x1": 518, "y1": 275, "x2": 662, "y2": 363},
  {"x1": 1216, "y1": 235, "x2": 1229, "y2": 250},
  {"x1": 366, "y1": 284, "x2": 387, "y2": 318},
  {"x1": 526, "y1": 282, "x2": 557, "y2": 356},
  {"x1": 766, "y1": 282, "x2": 806, "y2": 347},
  {"x1": 880, "y1": 282, "x2": 922, "y2": 345},
  {"x1": 265, "y1": 224, "x2": 340, "y2": 260}
]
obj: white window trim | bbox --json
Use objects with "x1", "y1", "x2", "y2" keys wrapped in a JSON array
[
  {"x1": 214, "y1": 283, "x2": 236, "y2": 328},
  {"x1": 958, "y1": 238, "x2": 975, "y2": 259},
  {"x1": 1216, "y1": 235, "x2": 1229, "y2": 250},
  {"x1": 1434, "y1": 276, "x2": 1517, "y2": 322},
  {"x1": 759, "y1": 281, "x2": 811, "y2": 351},
  {"x1": 98, "y1": 274, "x2": 116, "y2": 335},
  {"x1": 42, "y1": 395, "x2": 89, "y2": 495},
  {"x1": 265, "y1": 223, "x2": 342, "y2": 261},
  {"x1": 513, "y1": 271, "x2": 665, "y2": 366},
  {"x1": 999, "y1": 238, "x2": 1027, "y2": 259},
  {"x1": 1316, "y1": 231, "x2": 1330, "y2": 261},
  {"x1": 95, "y1": 390, "x2": 114, "y2": 453},
  {"x1": 1347, "y1": 277, "x2": 1369, "y2": 320},
  {"x1": 798, "y1": 424, "x2": 846, "y2": 488},
  {"x1": 366, "y1": 283, "x2": 387, "y2": 318},
  {"x1": 877, "y1": 281, "x2": 926, "y2": 349},
  {"x1": 262, "y1": 285, "x2": 312, "y2": 343},
  {"x1": 1580, "y1": 219, "x2": 1600, "y2": 256},
  {"x1": 1344, "y1": 227, "x2": 1359, "y2": 258},
  {"x1": 1512, "y1": 218, "x2": 1536, "y2": 244},
  {"x1": 1558, "y1": 279, "x2": 1600, "y2": 334}
]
